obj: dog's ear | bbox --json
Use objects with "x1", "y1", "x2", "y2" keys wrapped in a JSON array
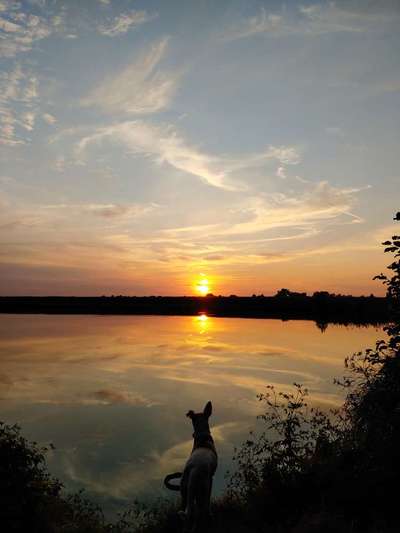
[
  {"x1": 203, "y1": 401, "x2": 212, "y2": 418},
  {"x1": 186, "y1": 410, "x2": 195, "y2": 419}
]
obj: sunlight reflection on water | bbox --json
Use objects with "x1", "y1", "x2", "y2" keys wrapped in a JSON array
[{"x1": 0, "y1": 314, "x2": 383, "y2": 517}]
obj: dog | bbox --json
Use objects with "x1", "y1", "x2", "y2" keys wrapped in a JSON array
[{"x1": 164, "y1": 401, "x2": 218, "y2": 532}]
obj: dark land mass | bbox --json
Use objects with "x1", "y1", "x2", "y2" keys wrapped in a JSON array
[{"x1": 0, "y1": 290, "x2": 389, "y2": 327}]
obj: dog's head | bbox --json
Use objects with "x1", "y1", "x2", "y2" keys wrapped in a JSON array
[{"x1": 186, "y1": 401, "x2": 212, "y2": 434}]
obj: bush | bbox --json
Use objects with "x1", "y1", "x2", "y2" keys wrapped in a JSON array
[
  {"x1": 0, "y1": 420, "x2": 113, "y2": 532},
  {"x1": 228, "y1": 212, "x2": 400, "y2": 532}
]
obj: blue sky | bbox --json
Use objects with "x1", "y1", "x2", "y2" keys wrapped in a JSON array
[{"x1": 0, "y1": 0, "x2": 399, "y2": 295}]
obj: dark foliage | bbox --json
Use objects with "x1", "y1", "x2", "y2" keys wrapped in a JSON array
[
  {"x1": 226, "y1": 211, "x2": 400, "y2": 532},
  {"x1": 0, "y1": 421, "x2": 111, "y2": 532},
  {"x1": 0, "y1": 422, "x2": 180, "y2": 532}
]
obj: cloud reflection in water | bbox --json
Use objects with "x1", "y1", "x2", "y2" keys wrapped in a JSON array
[{"x1": 0, "y1": 314, "x2": 383, "y2": 517}]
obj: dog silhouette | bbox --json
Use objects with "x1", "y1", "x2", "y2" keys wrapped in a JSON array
[{"x1": 164, "y1": 401, "x2": 217, "y2": 532}]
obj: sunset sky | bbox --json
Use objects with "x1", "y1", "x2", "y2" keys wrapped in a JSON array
[{"x1": 0, "y1": 0, "x2": 399, "y2": 296}]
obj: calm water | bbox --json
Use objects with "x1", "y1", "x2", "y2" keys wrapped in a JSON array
[{"x1": 0, "y1": 314, "x2": 383, "y2": 517}]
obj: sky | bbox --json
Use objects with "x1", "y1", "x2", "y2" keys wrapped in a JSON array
[{"x1": 0, "y1": 0, "x2": 399, "y2": 296}]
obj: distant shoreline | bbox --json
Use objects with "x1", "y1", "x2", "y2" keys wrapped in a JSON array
[{"x1": 0, "y1": 295, "x2": 389, "y2": 327}]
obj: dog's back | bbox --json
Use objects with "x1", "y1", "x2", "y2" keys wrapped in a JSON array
[{"x1": 185, "y1": 447, "x2": 217, "y2": 476}]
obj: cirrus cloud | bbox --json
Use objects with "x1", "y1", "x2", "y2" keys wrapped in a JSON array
[
  {"x1": 221, "y1": 2, "x2": 398, "y2": 42},
  {"x1": 81, "y1": 38, "x2": 181, "y2": 115},
  {"x1": 0, "y1": 64, "x2": 39, "y2": 145},
  {"x1": 0, "y1": 3, "x2": 54, "y2": 57},
  {"x1": 97, "y1": 10, "x2": 156, "y2": 37},
  {"x1": 75, "y1": 120, "x2": 302, "y2": 191}
]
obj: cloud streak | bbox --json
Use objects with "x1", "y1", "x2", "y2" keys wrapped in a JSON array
[
  {"x1": 220, "y1": 181, "x2": 365, "y2": 237},
  {"x1": 40, "y1": 202, "x2": 158, "y2": 219},
  {"x1": 76, "y1": 120, "x2": 301, "y2": 191},
  {"x1": 221, "y1": 3, "x2": 397, "y2": 42},
  {"x1": 97, "y1": 10, "x2": 156, "y2": 37},
  {"x1": 0, "y1": 2, "x2": 53, "y2": 57},
  {"x1": 82, "y1": 38, "x2": 180, "y2": 115},
  {"x1": 0, "y1": 64, "x2": 39, "y2": 145}
]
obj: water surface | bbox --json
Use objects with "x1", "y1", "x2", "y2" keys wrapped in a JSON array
[{"x1": 0, "y1": 314, "x2": 383, "y2": 516}]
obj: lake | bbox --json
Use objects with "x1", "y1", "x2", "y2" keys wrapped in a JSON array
[{"x1": 0, "y1": 314, "x2": 383, "y2": 518}]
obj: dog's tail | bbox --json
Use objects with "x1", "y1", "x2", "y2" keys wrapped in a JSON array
[{"x1": 164, "y1": 472, "x2": 182, "y2": 491}]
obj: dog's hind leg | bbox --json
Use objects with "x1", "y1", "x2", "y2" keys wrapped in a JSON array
[
  {"x1": 180, "y1": 469, "x2": 188, "y2": 512},
  {"x1": 206, "y1": 477, "x2": 213, "y2": 518},
  {"x1": 178, "y1": 472, "x2": 188, "y2": 528},
  {"x1": 191, "y1": 475, "x2": 213, "y2": 529},
  {"x1": 182, "y1": 469, "x2": 198, "y2": 533}
]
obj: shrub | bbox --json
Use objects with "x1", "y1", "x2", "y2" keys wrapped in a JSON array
[{"x1": 229, "y1": 212, "x2": 400, "y2": 532}]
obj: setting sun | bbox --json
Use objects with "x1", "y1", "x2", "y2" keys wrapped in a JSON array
[{"x1": 196, "y1": 278, "x2": 210, "y2": 296}]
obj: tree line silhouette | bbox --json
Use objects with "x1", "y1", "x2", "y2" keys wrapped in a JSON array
[{"x1": 0, "y1": 290, "x2": 388, "y2": 328}]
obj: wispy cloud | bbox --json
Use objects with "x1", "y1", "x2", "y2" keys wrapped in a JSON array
[
  {"x1": 42, "y1": 112, "x2": 56, "y2": 125},
  {"x1": 76, "y1": 120, "x2": 237, "y2": 190},
  {"x1": 276, "y1": 166, "x2": 287, "y2": 179},
  {"x1": 0, "y1": 2, "x2": 156, "y2": 56},
  {"x1": 76, "y1": 120, "x2": 301, "y2": 191},
  {"x1": 0, "y1": 181, "x2": 374, "y2": 297},
  {"x1": 97, "y1": 10, "x2": 156, "y2": 37},
  {"x1": 297, "y1": 3, "x2": 395, "y2": 34},
  {"x1": 73, "y1": 179, "x2": 367, "y2": 272},
  {"x1": 155, "y1": 180, "x2": 365, "y2": 260},
  {"x1": 264, "y1": 145, "x2": 301, "y2": 165},
  {"x1": 0, "y1": 2, "x2": 54, "y2": 57},
  {"x1": 0, "y1": 167, "x2": 366, "y2": 273},
  {"x1": 222, "y1": 9, "x2": 284, "y2": 41},
  {"x1": 40, "y1": 202, "x2": 158, "y2": 219},
  {"x1": 0, "y1": 64, "x2": 39, "y2": 145},
  {"x1": 81, "y1": 38, "x2": 180, "y2": 115},
  {"x1": 220, "y1": 181, "x2": 365, "y2": 238},
  {"x1": 221, "y1": 3, "x2": 397, "y2": 42}
]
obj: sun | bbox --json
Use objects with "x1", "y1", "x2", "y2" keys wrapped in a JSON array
[{"x1": 196, "y1": 277, "x2": 210, "y2": 296}]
